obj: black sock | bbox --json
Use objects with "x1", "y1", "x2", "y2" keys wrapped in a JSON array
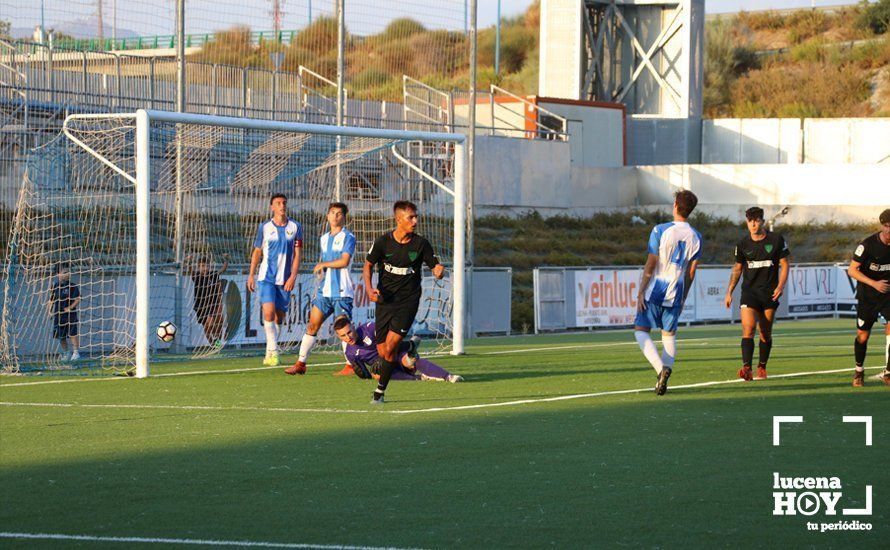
[
  {"x1": 854, "y1": 338, "x2": 867, "y2": 367},
  {"x1": 758, "y1": 339, "x2": 772, "y2": 367},
  {"x1": 741, "y1": 338, "x2": 754, "y2": 367},
  {"x1": 374, "y1": 358, "x2": 396, "y2": 399}
]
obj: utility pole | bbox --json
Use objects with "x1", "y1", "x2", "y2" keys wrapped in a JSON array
[
  {"x1": 272, "y1": 0, "x2": 283, "y2": 37},
  {"x1": 97, "y1": 0, "x2": 104, "y2": 42},
  {"x1": 495, "y1": 0, "x2": 501, "y2": 75},
  {"x1": 467, "y1": 0, "x2": 477, "y2": 337}
]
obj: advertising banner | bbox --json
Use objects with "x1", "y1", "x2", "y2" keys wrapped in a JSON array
[
  {"x1": 836, "y1": 265, "x2": 856, "y2": 315},
  {"x1": 694, "y1": 268, "x2": 734, "y2": 321},
  {"x1": 788, "y1": 265, "x2": 837, "y2": 316},
  {"x1": 574, "y1": 269, "x2": 642, "y2": 327}
]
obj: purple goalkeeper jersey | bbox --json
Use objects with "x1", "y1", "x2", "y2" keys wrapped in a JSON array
[{"x1": 344, "y1": 322, "x2": 381, "y2": 371}]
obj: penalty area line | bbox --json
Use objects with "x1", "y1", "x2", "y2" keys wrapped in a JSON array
[
  {"x1": 0, "y1": 532, "x2": 419, "y2": 549},
  {"x1": 0, "y1": 367, "x2": 883, "y2": 416}
]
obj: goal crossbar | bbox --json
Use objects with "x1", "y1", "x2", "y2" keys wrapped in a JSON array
[{"x1": 61, "y1": 109, "x2": 467, "y2": 378}]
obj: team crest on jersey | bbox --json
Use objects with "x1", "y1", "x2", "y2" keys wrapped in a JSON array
[
  {"x1": 765, "y1": 244, "x2": 773, "y2": 254},
  {"x1": 363, "y1": 335, "x2": 373, "y2": 346},
  {"x1": 409, "y1": 251, "x2": 419, "y2": 261}
]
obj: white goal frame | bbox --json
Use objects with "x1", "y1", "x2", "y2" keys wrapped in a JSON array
[{"x1": 62, "y1": 109, "x2": 467, "y2": 378}]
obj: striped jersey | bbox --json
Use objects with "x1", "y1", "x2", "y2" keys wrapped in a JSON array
[
  {"x1": 643, "y1": 221, "x2": 702, "y2": 307},
  {"x1": 254, "y1": 218, "x2": 303, "y2": 285},
  {"x1": 319, "y1": 228, "x2": 356, "y2": 299}
]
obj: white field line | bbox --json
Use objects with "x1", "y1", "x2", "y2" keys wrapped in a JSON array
[
  {"x1": 0, "y1": 532, "x2": 419, "y2": 549},
  {"x1": 0, "y1": 366, "x2": 883, "y2": 416},
  {"x1": 0, "y1": 327, "x2": 853, "y2": 388},
  {"x1": 390, "y1": 365, "x2": 886, "y2": 414}
]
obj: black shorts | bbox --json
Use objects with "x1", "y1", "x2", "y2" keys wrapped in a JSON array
[
  {"x1": 193, "y1": 298, "x2": 220, "y2": 325},
  {"x1": 53, "y1": 313, "x2": 78, "y2": 339},
  {"x1": 740, "y1": 290, "x2": 779, "y2": 312},
  {"x1": 375, "y1": 298, "x2": 420, "y2": 344},
  {"x1": 856, "y1": 296, "x2": 890, "y2": 332}
]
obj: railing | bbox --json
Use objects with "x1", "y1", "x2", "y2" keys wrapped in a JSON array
[
  {"x1": 402, "y1": 75, "x2": 452, "y2": 132},
  {"x1": 51, "y1": 29, "x2": 305, "y2": 52},
  {"x1": 298, "y1": 65, "x2": 347, "y2": 118},
  {"x1": 489, "y1": 84, "x2": 568, "y2": 141}
]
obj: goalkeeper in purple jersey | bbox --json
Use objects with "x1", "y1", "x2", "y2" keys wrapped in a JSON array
[{"x1": 332, "y1": 316, "x2": 463, "y2": 383}]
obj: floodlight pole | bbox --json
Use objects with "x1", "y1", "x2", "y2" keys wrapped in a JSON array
[
  {"x1": 335, "y1": 0, "x2": 346, "y2": 201},
  {"x1": 466, "y1": 0, "x2": 477, "y2": 338},
  {"x1": 495, "y1": 0, "x2": 501, "y2": 75},
  {"x1": 173, "y1": 0, "x2": 186, "y2": 353}
]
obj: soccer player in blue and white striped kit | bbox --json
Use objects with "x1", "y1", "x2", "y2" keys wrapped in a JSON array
[
  {"x1": 287, "y1": 202, "x2": 356, "y2": 375},
  {"x1": 634, "y1": 190, "x2": 702, "y2": 396},
  {"x1": 247, "y1": 193, "x2": 303, "y2": 367}
]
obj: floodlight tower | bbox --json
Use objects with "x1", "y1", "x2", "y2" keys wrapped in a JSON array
[{"x1": 539, "y1": 0, "x2": 704, "y2": 118}]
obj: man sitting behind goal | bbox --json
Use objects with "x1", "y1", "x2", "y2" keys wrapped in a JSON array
[
  {"x1": 287, "y1": 202, "x2": 356, "y2": 375},
  {"x1": 247, "y1": 193, "x2": 303, "y2": 367},
  {"x1": 332, "y1": 316, "x2": 462, "y2": 383}
]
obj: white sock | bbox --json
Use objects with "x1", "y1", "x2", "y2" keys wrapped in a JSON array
[
  {"x1": 661, "y1": 333, "x2": 676, "y2": 369},
  {"x1": 635, "y1": 330, "x2": 664, "y2": 374},
  {"x1": 264, "y1": 320, "x2": 277, "y2": 353},
  {"x1": 298, "y1": 333, "x2": 317, "y2": 362}
]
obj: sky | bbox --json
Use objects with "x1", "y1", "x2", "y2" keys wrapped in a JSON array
[{"x1": 2, "y1": 0, "x2": 870, "y2": 39}]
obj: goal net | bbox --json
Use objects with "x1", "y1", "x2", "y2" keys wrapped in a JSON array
[{"x1": 0, "y1": 111, "x2": 466, "y2": 376}]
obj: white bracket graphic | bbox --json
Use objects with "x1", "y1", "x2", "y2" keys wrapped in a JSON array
[
  {"x1": 773, "y1": 416, "x2": 804, "y2": 446},
  {"x1": 842, "y1": 416, "x2": 873, "y2": 446}
]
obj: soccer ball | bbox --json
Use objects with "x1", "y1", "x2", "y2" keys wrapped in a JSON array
[{"x1": 157, "y1": 321, "x2": 176, "y2": 343}]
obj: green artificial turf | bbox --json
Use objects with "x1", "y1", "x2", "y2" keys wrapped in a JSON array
[{"x1": 1, "y1": 319, "x2": 887, "y2": 548}]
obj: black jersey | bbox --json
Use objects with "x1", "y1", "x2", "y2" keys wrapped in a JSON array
[
  {"x1": 367, "y1": 231, "x2": 440, "y2": 304},
  {"x1": 50, "y1": 280, "x2": 80, "y2": 316},
  {"x1": 192, "y1": 272, "x2": 222, "y2": 305},
  {"x1": 852, "y1": 233, "x2": 890, "y2": 301},
  {"x1": 734, "y1": 232, "x2": 790, "y2": 294}
]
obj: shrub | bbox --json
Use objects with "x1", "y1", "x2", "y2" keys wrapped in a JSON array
[
  {"x1": 858, "y1": 0, "x2": 890, "y2": 34},
  {"x1": 380, "y1": 18, "x2": 426, "y2": 42},
  {"x1": 292, "y1": 17, "x2": 339, "y2": 54}
]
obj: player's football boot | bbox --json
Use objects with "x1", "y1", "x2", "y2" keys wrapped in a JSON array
[
  {"x1": 852, "y1": 369, "x2": 865, "y2": 387},
  {"x1": 370, "y1": 393, "x2": 385, "y2": 406},
  {"x1": 70, "y1": 351, "x2": 81, "y2": 362},
  {"x1": 284, "y1": 360, "x2": 307, "y2": 375},
  {"x1": 755, "y1": 365, "x2": 767, "y2": 380},
  {"x1": 655, "y1": 366, "x2": 672, "y2": 396},
  {"x1": 879, "y1": 369, "x2": 890, "y2": 386},
  {"x1": 263, "y1": 352, "x2": 280, "y2": 367},
  {"x1": 738, "y1": 365, "x2": 753, "y2": 381},
  {"x1": 404, "y1": 337, "x2": 420, "y2": 367},
  {"x1": 446, "y1": 374, "x2": 464, "y2": 383},
  {"x1": 333, "y1": 364, "x2": 354, "y2": 376}
]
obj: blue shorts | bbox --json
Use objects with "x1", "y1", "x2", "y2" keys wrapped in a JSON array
[
  {"x1": 257, "y1": 281, "x2": 291, "y2": 312},
  {"x1": 312, "y1": 295, "x2": 353, "y2": 319},
  {"x1": 634, "y1": 301, "x2": 683, "y2": 333}
]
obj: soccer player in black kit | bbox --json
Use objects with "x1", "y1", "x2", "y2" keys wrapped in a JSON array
[
  {"x1": 364, "y1": 200, "x2": 445, "y2": 405},
  {"x1": 848, "y1": 208, "x2": 890, "y2": 387},
  {"x1": 725, "y1": 207, "x2": 790, "y2": 381}
]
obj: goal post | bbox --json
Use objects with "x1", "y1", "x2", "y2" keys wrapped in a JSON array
[
  {"x1": 1, "y1": 109, "x2": 466, "y2": 376},
  {"x1": 128, "y1": 109, "x2": 466, "y2": 377}
]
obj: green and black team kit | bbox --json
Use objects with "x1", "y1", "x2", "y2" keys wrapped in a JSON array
[
  {"x1": 852, "y1": 232, "x2": 890, "y2": 331},
  {"x1": 734, "y1": 232, "x2": 790, "y2": 311},
  {"x1": 367, "y1": 231, "x2": 440, "y2": 343}
]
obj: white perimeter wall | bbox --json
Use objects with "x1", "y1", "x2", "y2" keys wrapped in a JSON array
[{"x1": 474, "y1": 135, "x2": 890, "y2": 222}]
